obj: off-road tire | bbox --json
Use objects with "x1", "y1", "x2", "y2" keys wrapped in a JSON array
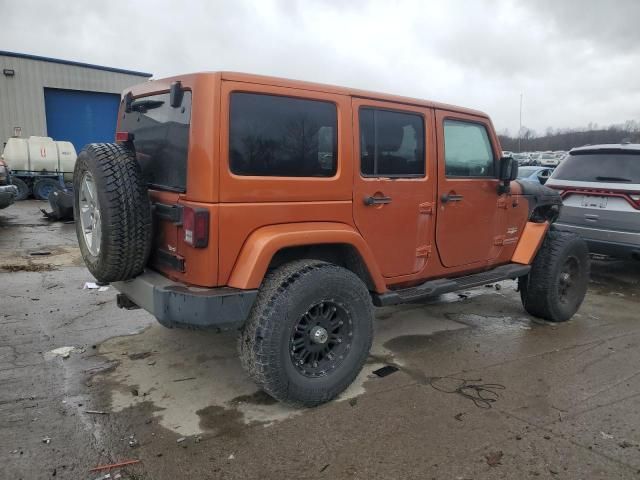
[
  {"x1": 33, "y1": 178, "x2": 59, "y2": 200},
  {"x1": 12, "y1": 177, "x2": 30, "y2": 201},
  {"x1": 239, "y1": 260, "x2": 374, "y2": 407},
  {"x1": 73, "y1": 143, "x2": 152, "y2": 283},
  {"x1": 519, "y1": 230, "x2": 589, "y2": 322}
]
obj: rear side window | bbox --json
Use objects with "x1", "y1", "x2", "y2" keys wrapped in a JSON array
[
  {"x1": 443, "y1": 120, "x2": 495, "y2": 177},
  {"x1": 359, "y1": 108, "x2": 425, "y2": 177},
  {"x1": 552, "y1": 152, "x2": 640, "y2": 183},
  {"x1": 121, "y1": 91, "x2": 191, "y2": 192},
  {"x1": 229, "y1": 93, "x2": 337, "y2": 177}
]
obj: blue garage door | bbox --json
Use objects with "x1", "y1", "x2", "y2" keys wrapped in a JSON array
[{"x1": 44, "y1": 88, "x2": 120, "y2": 152}]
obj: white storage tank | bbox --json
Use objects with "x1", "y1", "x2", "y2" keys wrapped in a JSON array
[
  {"x1": 1, "y1": 136, "x2": 77, "y2": 178},
  {"x1": 56, "y1": 141, "x2": 77, "y2": 181},
  {"x1": 28, "y1": 136, "x2": 58, "y2": 173}
]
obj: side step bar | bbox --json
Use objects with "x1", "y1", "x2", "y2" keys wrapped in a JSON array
[{"x1": 373, "y1": 263, "x2": 531, "y2": 307}]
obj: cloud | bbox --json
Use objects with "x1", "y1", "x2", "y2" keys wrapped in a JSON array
[{"x1": 1, "y1": 0, "x2": 637, "y2": 133}]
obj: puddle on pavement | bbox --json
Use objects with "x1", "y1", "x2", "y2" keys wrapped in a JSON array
[{"x1": 94, "y1": 288, "x2": 503, "y2": 436}]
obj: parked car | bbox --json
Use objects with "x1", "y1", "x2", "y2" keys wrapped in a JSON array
[
  {"x1": 73, "y1": 72, "x2": 589, "y2": 406},
  {"x1": 0, "y1": 159, "x2": 18, "y2": 209},
  {"x1": 512, "y1": 153, "x2": 530, "y2": 165},
  {"x1": 540, "y1": 152, "x2": 560, "y2": 167},
  {"x1": 529, "y1": 152, "x2": 542, "y2": 165},
  {"x1": 517, "y1": 166, "x2": 554, "y2": 185},
  {"x1": 547, "y1": 143, "x2": 640, "y2": 260}
]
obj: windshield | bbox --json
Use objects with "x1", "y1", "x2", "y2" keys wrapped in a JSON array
[{"x1": 552, "y1": 152, "x2": 640, "y2": 183}]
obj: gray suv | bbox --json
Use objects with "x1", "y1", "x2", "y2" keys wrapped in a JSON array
[{"x1": 546, "y1": 144, "x2": 640, "y2": 260}]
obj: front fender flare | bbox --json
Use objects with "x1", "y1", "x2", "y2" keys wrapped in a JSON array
[{"x1": 227, "y1": 222, "x2": 387, "y2": 292}]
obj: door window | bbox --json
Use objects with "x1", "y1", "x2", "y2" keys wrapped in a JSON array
[
  {"x1": 359, "y1": 108, "x2": 425, "y2": 177},
  {"x1": 443, "y1": 120, "x2": 495, "y2": 177}
]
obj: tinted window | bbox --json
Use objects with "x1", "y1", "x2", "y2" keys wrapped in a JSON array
[
  {"x1": 229, "y1": 93, "x2": 337, "y2": 177},
  {"x1": 359, "y1": 108, "x2": 425, "y2": 177},
  {"x1": 552, "y1": 152, "x2": 640, "y2": 183},
  {"x1": 120, "y1": 92, "x2": 191, "y2": 192},
  {"x1": 444, "y1": 120, "x2": 495, "y2": 177}
]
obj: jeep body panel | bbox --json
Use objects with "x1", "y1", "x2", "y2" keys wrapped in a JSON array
[
  {"x1": 117, "y1": 72, "x2": 554, "y2": 298},
  {"x1": 227, "y1": 222, "x2": 386, "y2": 291}
]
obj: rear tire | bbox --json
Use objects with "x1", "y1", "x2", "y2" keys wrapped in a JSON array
[
  {"x1": 239, "y1": 260, "x2": 374, "y2": 407},
  {"x1": 519, "y1": 230, "x2": 589, "y2": 322},
  {"x1": 12, "y1": 177, "x2": 30, "y2": 201},
  {"x1": 73, "y1": 143, "x2": 152, "y2": 283},
  {"x1": 33, "y1": 178, "x2": 59, "y2": 200}
]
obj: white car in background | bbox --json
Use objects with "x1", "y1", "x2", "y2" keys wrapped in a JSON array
[{"x1": 540, "y1": 152, "x2": 560, "y2": 167}]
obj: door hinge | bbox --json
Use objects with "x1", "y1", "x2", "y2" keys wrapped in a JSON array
[
  {"x1": 497, "y1": 198, "x2": 508, "y2": 209},
  {"x1": 416, "y1": 245, "x2": 432, "y2": 258},
  {"x1": 419, "y1": 202, "x2": 434, "y2": 214}
]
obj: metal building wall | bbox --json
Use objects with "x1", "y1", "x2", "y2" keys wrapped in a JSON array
[{"x1": 0, "y1": 53, "x2": 150, "y2": 144}]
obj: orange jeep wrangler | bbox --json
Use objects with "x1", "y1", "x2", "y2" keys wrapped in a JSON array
[{"x1": 74, "y1": 72, "x2": 589, "y2": 406}]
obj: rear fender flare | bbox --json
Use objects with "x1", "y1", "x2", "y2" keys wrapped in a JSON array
[{"x1": 227, "y1": 222, "x2": 386, "y2": 292}]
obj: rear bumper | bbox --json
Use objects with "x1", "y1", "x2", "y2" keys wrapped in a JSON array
[
  {"x1": 113, "y1": 270, "x2": 258, "y2": 330},
  {"x1": 555, "y1": 222, "x2": 640, "y2": 259},
  {"x1": 0, "y1": 184, "x2": 18, "y2": 209}
]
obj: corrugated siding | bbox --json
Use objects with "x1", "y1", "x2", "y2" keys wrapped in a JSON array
[{"x1": 0, "y1": 54, "x2": 149, "y2": 144}]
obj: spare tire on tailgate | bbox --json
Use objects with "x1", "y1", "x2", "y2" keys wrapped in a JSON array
[{"x1": 73, "y1": 143, "x2": 152, "y2": 283}]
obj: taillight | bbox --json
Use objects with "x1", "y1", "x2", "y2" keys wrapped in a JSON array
[
  {"x1": 115, "y1": 131, "x2": 132, "y2": 142},
  {"x1": 183, "y1": 207, "x2": 209, "y2": 248}
]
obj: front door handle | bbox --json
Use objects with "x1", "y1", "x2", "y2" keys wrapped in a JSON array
[
  {"x1": 441, "y1": 193, "x2": 463, "y2": 204},
  {"x1": 364, "y1": 195, "x2": 392, "y2": 206}
]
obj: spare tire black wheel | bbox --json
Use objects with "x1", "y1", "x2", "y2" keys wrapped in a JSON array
[
  {"x1": 73, "y1": 143, "x2": 152, "y2": 283},
  {"x1": 519, "y1": 230, "x2": 590, "y2": 322},
  {"x1": 33, "y1": 178, "x2": 59, "y2": 200},
  {"x1": 12, "y1": 177, "x2": 30, "y2": 201}
]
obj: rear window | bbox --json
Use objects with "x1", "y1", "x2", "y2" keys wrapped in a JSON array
[
  {"x1": 552, "y1": 152, "x2": 640, "y2": 183},
  {"x1": 229, "y1": 93, "x2": 337, "y2": 177},
  {"x1": 120, "y1": 92, "x2": 192, "y2": 192}
]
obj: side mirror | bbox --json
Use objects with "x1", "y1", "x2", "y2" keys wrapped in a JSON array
[{"x1": 498, "y1": 156, "x2": 518, "y2": 193}]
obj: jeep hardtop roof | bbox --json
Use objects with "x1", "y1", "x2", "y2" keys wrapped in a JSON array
[{"x1": 126, "y1": 71, "x2": 490, "y2": 119}]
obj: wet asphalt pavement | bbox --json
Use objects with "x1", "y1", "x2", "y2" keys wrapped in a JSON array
[{"x1": 1, "y1": 200, "x2": 640, "y2": 479}]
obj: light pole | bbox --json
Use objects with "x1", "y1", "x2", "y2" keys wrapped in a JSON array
[{"x1": 518, "y1": 93, "x2": 523, "y2": 153}]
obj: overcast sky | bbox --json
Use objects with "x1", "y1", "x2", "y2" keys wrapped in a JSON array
[{"x1": 2, "y1": 0, "x2": 639, "y2": 134}]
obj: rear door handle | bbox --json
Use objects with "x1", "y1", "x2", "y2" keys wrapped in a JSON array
[
  {"x1": 364, "y1": 195, "x2": 392, "y2": 206},
  {"x1": 441, "y1": 193, "x2": 464, "y2": 204}
]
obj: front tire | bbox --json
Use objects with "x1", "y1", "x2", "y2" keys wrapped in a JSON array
[
  {"x1": 519, "y1": 230, "x2": 589, "y2": 322},
  {"x1": 239, "y1": 260, "x2": 374, "y2": 407}
]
